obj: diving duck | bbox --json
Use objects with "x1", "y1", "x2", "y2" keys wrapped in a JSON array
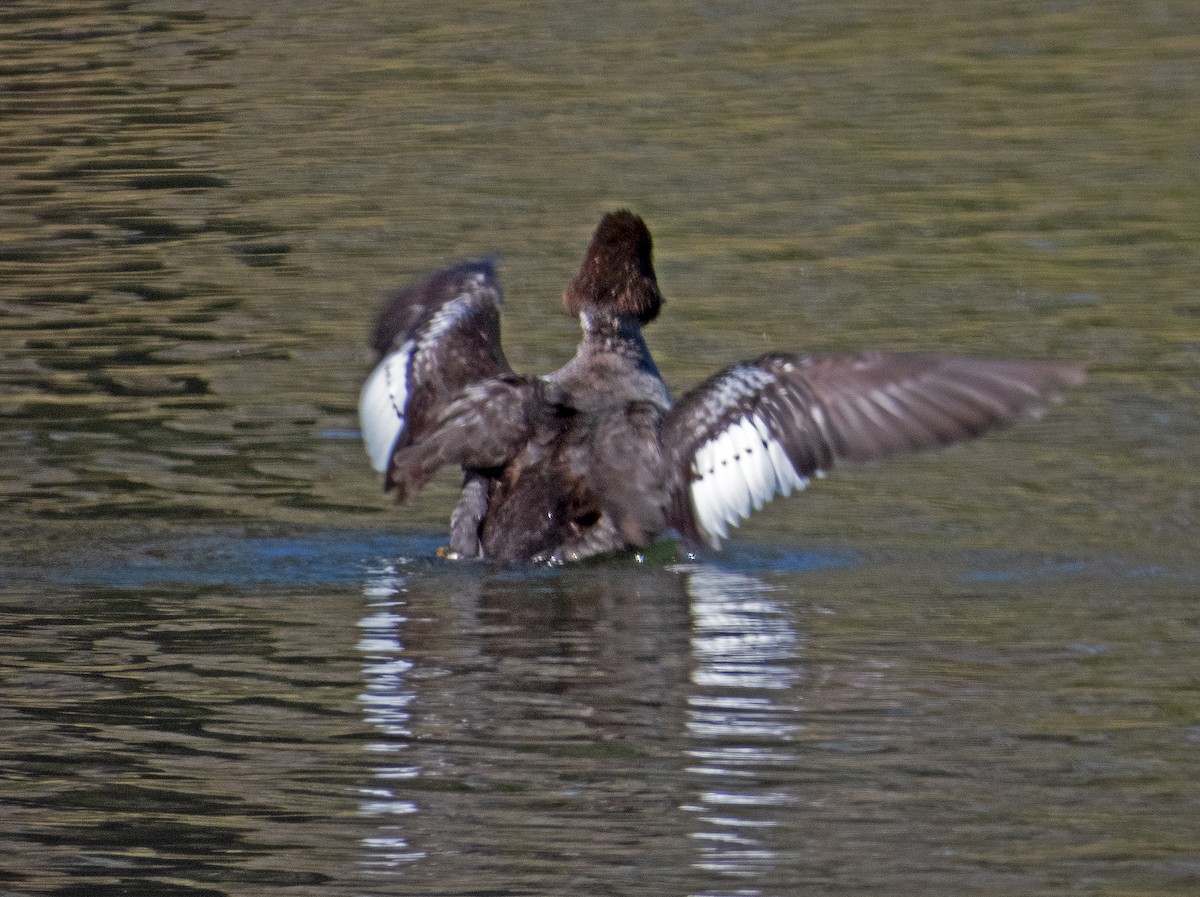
[{"x1": 359, "y1": 211, "x2": 1085, "y2": 563}]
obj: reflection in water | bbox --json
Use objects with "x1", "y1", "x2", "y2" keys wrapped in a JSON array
[
  {"x1": 2, "y1": 538, "x2": 1197, "y2": 895},
  {"x1": 683, "y1": 566, "x2": 803, "y2": 886},
  {"x1": 355, "y1": 561, "x2": 807, "y2": 891},
  {"x1": 357, "y1": 563, "x2": 425, "y2": 873}
]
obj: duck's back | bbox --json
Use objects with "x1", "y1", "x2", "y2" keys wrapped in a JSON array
[{"x1": 478, "y1": 347, "x2": 672, "y2": 562}]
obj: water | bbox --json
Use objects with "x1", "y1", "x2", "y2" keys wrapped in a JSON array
[{"x1": 2, "y1": 1, "x2": 1198, "y2": 895}]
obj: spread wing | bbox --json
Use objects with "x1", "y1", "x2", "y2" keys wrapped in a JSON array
[
  {"x1": 662, "y1": 351, "x2": 1086, "y2": 548},
  {"x1": 358, "y1": 259, "x2": 533, "y2": 493},
  {"x1": 386, "y1": 376, "x2": 543, "y2": 501}
]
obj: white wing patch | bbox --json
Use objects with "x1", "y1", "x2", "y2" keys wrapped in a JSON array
[
  {"x1": 359, "y1": 342, "x2": 413, "y2": 473},
  {"x1": 690, "y1": 413, "x2": 811, "y2": 548},
  {"x1": 416, "y1": 292, "x2": 476, "y2": 357}
]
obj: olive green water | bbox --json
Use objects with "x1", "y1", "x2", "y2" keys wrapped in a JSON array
[{"x1": 1, "y1": 1, "x2": 1197, "y2": 895}]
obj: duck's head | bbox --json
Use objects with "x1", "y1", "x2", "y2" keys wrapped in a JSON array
[{"x1": 563, "y1": 210, "x2": 663, "y2": 326}]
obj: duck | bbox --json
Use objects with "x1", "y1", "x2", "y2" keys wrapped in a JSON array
[{"x1": 359, "y1": 210, "x2": 1085, "y2": 563}]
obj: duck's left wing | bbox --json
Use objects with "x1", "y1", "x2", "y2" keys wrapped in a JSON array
[
  {"x1": 386, "y1": 375, "x2": 543, "y2": 501},
  {"x1": 662, "y1": 351, "x2": 1086, "y2": 548},
  {"x1": 359, "y1": 259, "x2": 520, "y2": 492}
]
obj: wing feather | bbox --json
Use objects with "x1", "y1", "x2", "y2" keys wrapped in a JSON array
[
  {"x1": 358, "y1": 259, "x2": 529, "y2": 495},
  {"x1": 664, "y1": 351, "x2": 1085, "y2": 547}
]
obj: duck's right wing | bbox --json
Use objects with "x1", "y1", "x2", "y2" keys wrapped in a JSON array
[
  {"x1": 662, "y1": 351, "x2": 1086, "y2": 548},
  {"x1": 359, "y1": 259, "x2": 530, "y2": 494}
]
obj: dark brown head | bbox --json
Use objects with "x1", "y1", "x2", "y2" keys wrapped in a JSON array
[{"x1": 563, "y1": 210, "x2": 663, "y2": 325}]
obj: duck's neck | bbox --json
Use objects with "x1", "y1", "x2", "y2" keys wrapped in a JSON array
[
  {"x1": 578, "y1": 310, "x2": 659, "y2": 373},
  {"x1": 544, "y1": 309, "x2": 668, "y2": 407}
]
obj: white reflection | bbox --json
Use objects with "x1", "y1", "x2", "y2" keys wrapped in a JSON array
[
  {"x1": 681, "y1": 565, "x2": 804, "y2": 885},
  {"x1": 356, "y1": 562, "x2": 422, "y2": 874},
  {"x1": 687, "y1": 567, "x2": 801, "y2": 693},
  {"x1": 360, "y1": 835, "x2": 426, "y2": 871}
]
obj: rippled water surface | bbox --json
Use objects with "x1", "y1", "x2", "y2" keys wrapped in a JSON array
[{"x1": 2, "y1": 1, "x2": 1197, "y2": 895}]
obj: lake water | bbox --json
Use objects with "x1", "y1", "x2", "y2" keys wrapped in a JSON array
[{"x1": 2, "y1": 1, "x2": 1197, "y2": 895}]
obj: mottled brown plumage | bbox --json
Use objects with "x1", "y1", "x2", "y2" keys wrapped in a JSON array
[{"x1": 359, "y1": 211, "x2": 1086, "y2": 562}]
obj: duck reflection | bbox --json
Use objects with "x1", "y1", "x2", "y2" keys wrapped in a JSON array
[
  {"x1": 355, "y1": 559, "x2": 805, "y2": 889},
  {"x1": 682, "y1": 565, "x2": 803, "y2": 880},
  {"x1": 356, "y1": 563, "x2": 423, "y2": 868}
]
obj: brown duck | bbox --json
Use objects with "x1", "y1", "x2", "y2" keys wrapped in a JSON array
[{"x1": 359, "y1": 211, "x2": 1085, "y2": 562}]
